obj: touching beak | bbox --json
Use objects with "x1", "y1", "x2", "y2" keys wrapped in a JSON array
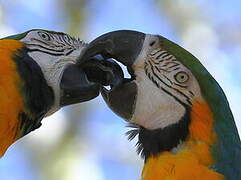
[
  {"x1": 79, "y1": 30, "x2": 145, "y2": 68},
  {"x1": 78, "y1": 30, "x2": 147, "y2": 121},
  {"x1": 60, "y1": 60, "x2": 100, "y2": 106},
  {"x1": 60, "y1": 56, "x2": 124, "y2": 107}
]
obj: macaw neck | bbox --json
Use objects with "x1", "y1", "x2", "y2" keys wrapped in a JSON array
[
  {"x1": 137, "y1": 108, "x2": 191, "y2": 159},
  {"x1": 140, "y1": 100, "x2": 224, "y2": 180},
  {"x1": 0, "y1": 39, "x2": 25, "y2": 155},
  {"x1": 27, "y1": 52, "x2": 76, "y2": 115},
  {"x1": 0, "y1": 39, "x2": 54, "y2": 156}
]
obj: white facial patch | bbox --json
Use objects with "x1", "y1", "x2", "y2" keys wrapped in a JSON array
[
  {"x1": 130, "y1": 71, "x2": 186, "y2": 129},
  {"x1": 20, "y1": 30, "x2": 87, "y2": 115},
  {"x1": 130, "y1": 34, "x2": 203, "y2": 129}
]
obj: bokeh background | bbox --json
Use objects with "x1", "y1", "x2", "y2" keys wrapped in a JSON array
[{"x1": 0, "y1": 0, "x2": 240, "y2": 179}]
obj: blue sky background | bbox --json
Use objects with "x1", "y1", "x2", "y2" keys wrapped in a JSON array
[{"x1": 0, "y1": 0, "x2": 241, "y2": 179}]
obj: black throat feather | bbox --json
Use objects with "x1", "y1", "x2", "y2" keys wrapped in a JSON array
[
  {"x1": 126, "y1": 107, "x2": 191, "y2": 161},
  {"x1": 13, "y1": 47, "x2": 54, "y2": 136}
]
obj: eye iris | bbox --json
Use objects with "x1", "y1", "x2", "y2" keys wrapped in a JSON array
[
  {"x1": 38, "y1": 32, "x2": 50, "y2": 41},
  {"x1": 175, "y1": 72, "x2": 189, "y2": 83}
]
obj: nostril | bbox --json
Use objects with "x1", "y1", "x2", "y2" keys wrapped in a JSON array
[{"x1": 149, "y1": 40, "x2": 156, "y2": 47}]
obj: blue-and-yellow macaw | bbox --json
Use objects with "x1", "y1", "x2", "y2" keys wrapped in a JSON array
[
  {"x1": 79, "y1": 30, "x2": 241, "y2": 180},
  {"x1": 0, "y1": 29, "x2": 114, "y2": 156}
]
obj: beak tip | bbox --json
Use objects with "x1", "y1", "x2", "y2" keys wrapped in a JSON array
[
  {"x1": 100, "y1": 81, "x2": 138, "y2": 121},
  {"x1": 100, "y1": 87, "x2": 109, "y2": 102},
  {"x1": 60, "y1": 64, "x2": 101, "y2": 106}
]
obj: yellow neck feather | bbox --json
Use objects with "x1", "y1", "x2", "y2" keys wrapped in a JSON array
[
  {"x1": 0, "y1": 39, "x2": 25, "y2": 156},
  {"x1": 141, "y1": 100, "x2": 224, "y2": 180}
]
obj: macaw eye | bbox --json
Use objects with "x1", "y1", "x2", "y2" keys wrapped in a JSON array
[
  {"x1": 38, "y1": 32, "x2": 51, "y2": 41},
  {"x1": 174, "y1": 71, "x2": 189, "y2": 83}
]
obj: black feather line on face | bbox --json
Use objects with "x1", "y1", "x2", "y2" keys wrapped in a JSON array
[{"x1": 126, "y1": 107, "x2": 191, "y2": 161}]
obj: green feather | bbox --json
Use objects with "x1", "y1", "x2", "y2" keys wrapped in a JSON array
[
  {"x1": 1, "y1": 31, "x2": 30, "y2": 40},
  {"x1": 159, "y1": 36, "x2": 241, "y2": 179}
]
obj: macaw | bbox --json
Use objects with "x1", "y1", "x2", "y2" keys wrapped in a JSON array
[
  {"x1": 0, "y1": 29, "x2": 115, "y2": 157},
  {"x1": 79, "y1": 30, "x2": 241, "y2": 180}
]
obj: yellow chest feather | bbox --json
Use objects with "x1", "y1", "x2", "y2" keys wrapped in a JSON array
[
  {"x1": 141, "y1": 100, "x2": 224, "y2": 180},
  {"x1": 0, "y1": 39, "x2": 25, "y2": 156}
]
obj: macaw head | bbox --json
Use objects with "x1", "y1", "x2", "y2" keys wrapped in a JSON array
[
  {"x1": 79, "y1": 30, "x2": 213, "y2": 128},
  {"x1": 1, "y1": 29, "x2": 126, "y2": 157},
  {"x1": 4, "y1": 29, "x2": 115, "y2": 115},
  {"x1": 79, "y1": 30, "x2": 241, "y2": 178}
]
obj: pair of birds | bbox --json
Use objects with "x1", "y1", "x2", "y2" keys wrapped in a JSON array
[{"x1": 1, "y1": 29, "x2": 240, "y2": 180}]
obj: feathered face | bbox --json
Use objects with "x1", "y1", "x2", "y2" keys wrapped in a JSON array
[
  {"x1": 129, "y1": 35, "x2": 203, "y2": 129},
  {"x1": 7, "y1": 29, "x2": 101, "y2": 115},
  {"x1": 79, "y1": 31, "x2": 204, "y2": 130},
  {"x1": 20, "y1": 30, "x2": 84, "y2": 57},
  {"x1": 20, "y1": 30, "x2": 87, "y2": 114}
]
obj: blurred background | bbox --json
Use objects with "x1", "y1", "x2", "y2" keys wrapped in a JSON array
[{"x1": 0, "y1": 0, "x2": 240, "y2": 179}]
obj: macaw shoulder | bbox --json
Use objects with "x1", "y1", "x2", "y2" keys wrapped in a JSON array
[{"x1": 0, "y1": 39, "x2": 26, "y2": 156}]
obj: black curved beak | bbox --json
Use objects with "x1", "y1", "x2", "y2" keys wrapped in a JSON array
[
  {"x1": 78, "y1": 30, "x2": 146, "y2": 121},
  {"x1": 60, "y1": 62, "x2": 100, "y2": 106},
  {"x1": 79, "y1": 30, "x2": 145, "y2": 68},
  {"x1": 60, "y1": 56, "x2": 124, "y2": 107}
]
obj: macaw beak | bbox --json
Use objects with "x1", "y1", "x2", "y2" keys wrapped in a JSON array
[
  {"x1": 60, "y1": 61, "x2": 100, "y2": 106},
  {"x1": 78, "y1": 30, "x2": 146, "y2": 120},
  {"x1": 60, "y1": 56, "x2": 124, "y2": 106},
  {"x1": 80, "y1": 30, "x2": 145, "y2": 68}
]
